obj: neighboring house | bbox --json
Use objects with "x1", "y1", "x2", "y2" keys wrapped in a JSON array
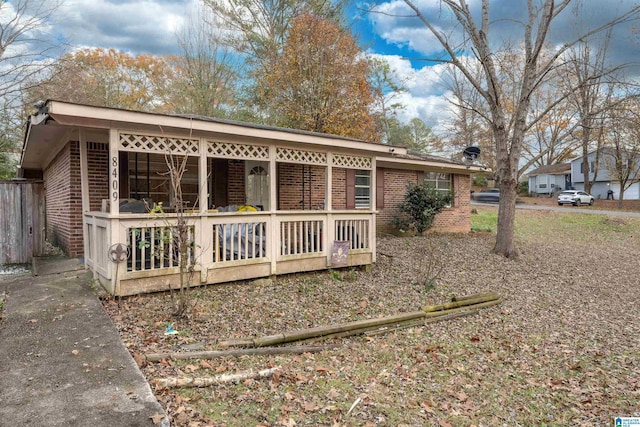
[
  {"x1": 570, "y1": 150, "x2": 640, "y2": 200},
  {"x1": 527, "y1": 163, "x2": 572, "y2": 196},
  {"x1": 19, "y1": 100, "x2": 483, "y2": 296}
]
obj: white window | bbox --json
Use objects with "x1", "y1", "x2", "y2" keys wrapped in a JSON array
[
  {"x1": 355, "y1": 170, "x2": 370, "y2": 209},
  {"x1": 424, "y1": 172, "x2": 452, "y2": 195}
]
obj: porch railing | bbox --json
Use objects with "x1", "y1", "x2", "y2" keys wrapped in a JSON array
[
  {"x1": 335, "y1": 217, "x2": 370, "y2": 251},
  {"x1": 211, "y1": 217, "x2": 268, "y2": 263},
  {"x1": 84, "y1": 210, "x2": 374, "y2": 288},
  {"x1": 279, "y1": 217, "x2": 324, "y2": 257},
  {"x1": 127, "y1": 225, "x2": 195, "y2": 272}
]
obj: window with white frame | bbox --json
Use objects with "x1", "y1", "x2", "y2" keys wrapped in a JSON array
[
  {"x1": 355, "y1": 170, "x2": 371, "y2": 208},
  {"x1": 424, "y1": 172, "x2": 452, "y2": 195}
]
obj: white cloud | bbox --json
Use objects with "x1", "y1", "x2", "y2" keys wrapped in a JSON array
[
  {"x1": 368, "y1": 53, "x2": 455, "y2": 134},
  {"x1": 56, "y1": 0, "x2": 198, "y2": 54}
]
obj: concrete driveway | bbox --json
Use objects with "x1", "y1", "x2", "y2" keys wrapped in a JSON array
[{"x1": 0, "y1": 259, "x2": 168, "y2": 427}]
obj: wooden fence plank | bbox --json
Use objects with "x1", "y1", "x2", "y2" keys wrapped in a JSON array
[{"x1": 0, "y1": 181, "x2": 45, "y2": 265}]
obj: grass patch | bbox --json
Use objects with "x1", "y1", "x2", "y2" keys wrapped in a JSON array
[
  {"x1": 515, "y1": 210, "x2": 640, "y2": 243},
  {"x1": 471, "y1": 208, "x2": 497, "y2": 232}
]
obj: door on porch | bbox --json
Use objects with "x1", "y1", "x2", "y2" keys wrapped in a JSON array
[{"x1": 246, "y1": 161, "x2": 269, "y2": 210}]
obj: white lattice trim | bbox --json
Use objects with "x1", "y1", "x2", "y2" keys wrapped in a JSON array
[
  {"x1": 207, "y1": 141, "x2": 269, "y2": 160},
  {"x1": 119, "y1": 133, "x2": 200, "y2": 155},
  {"x1": 276, "y1": 147, "x2": 327, "y2": 165},
  {"x1": 333, "y1": 154, "x2": 372, "y2": 169}
]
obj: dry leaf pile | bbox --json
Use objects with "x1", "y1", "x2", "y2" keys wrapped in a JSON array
[{"x1": 103, "y1": 209, "x2": 640, "y2": 426}]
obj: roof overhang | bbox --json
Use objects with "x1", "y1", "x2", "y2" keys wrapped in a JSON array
[
  {"x1": 21, "y1": 100, "x2": 475, "y2": 174},
  {"x1": 376, "y1": 155, "x2": 487, "y2": 174}
]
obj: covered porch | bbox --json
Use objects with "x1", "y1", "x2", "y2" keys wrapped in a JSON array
[
  {"x1": 68, "y1": 115, "x2": 381, "y2": 295},
  {"x1": 21, "y1": 102, "x2": 479, "y2": 296}
]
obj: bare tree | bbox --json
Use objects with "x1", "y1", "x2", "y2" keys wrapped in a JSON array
[
  {"x1": 601, "y1": 99, "x2": 640, "y2": 208},
  {"x1": 442, "y1": 62, "x2": 495, "y2": 174},
  {"x1": 377, "y1": 0, "x2": 640, "y2": 257},
  {"x1": 145, "y1": 152, "x2": 199, "y2": 318},
  {"x1": 0, "y1": 0, "x2": 65, "y2": 177},
  {"x1": 167, "y1": 6, "x2": 239, "y2": 117},
  {"x1": 562, "y1": 30, "x2": 620, "y2": 194},
  {"x1": 368, "y1": 56, "x2": 408, "y2": 144},
  {"x1": 520, "y1": 77, "x2": 580, "y2": 172},
  {"x1": 0, "y1": 0, "x2": 64, "y2": 97}
]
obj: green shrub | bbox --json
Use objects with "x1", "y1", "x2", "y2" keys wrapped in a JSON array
[
  {"x1": 472, "y1": 174, "x2": 488, "y2": 187},
  {"x1": 391, "y1": 182, "x2": 453, "y2": 234},
  {"x1": 518, "y1": 181, "x2": 529, "y2": 195}
]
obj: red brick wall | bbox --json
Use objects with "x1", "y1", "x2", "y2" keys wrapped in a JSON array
[
  {"x1": 431, "y1": 174, "x2": 470, "y2": 232},
  {"x1": 376, "y1": 168, "x2": 471, "y2": 234},
  {"x1": 43, "y1": 142, "x2": 84, "y2": 257},
  {"x1": 228, "y1": 161, "x2": 245, "y2": 205},
  {"x1": 278, "y1": 163, "x2": 326, "y2": 210},
  {"x1": 331, "y1": 168, "x2": 346, "y2": 210},
  {"x1": 87, "y1": 143, "x2": 109, "y2": 212}
]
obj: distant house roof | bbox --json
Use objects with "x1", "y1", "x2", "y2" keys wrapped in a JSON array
[{"x1": 527, "y1": 163, "x2": 571, "y2": 177}]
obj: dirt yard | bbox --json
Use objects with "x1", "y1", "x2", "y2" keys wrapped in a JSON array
[{"x1": 104, "y1": 208, "x2": 640, "y2": 426}]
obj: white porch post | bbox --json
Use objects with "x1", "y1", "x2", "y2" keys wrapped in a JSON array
[
  {"x1": 198, "y1": 138, "x2": 211, "y2": 282},
  {"x1": 198, "y1": 138, "x2": 208, "y2": 213},
  {"x1": 326, "y1": 152, "x2": 334, "y2": 267},
  {"x1": 269, "y1": 146, "x2": 278, "y2": 275},
  {"x1": 108, "y1": 129, "x2": 121, "y2": 294},
  {"x1": 371, "y1": 157, "x2": 377, "y2": 263},
  {"x1": 78, "y1": 129, "x2": 90, "y2": 270}
]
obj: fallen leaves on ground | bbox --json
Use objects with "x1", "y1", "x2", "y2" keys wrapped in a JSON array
[{"x1": 103, "y1": 210, "x2": 640, "y2": 426}]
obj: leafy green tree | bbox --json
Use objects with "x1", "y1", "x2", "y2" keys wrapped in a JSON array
[{"x1": 388, "y1": 117, "x2": 442, "y2": 153}]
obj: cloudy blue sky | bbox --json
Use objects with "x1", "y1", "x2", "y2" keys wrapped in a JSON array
[{"x1": 10, "y1": 0, "x2": 640, "y2": 132}]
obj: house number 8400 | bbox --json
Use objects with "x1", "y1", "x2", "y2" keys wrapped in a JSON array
[{"x1": 111, "y1": 156, "x2": 118, "y2": 201}]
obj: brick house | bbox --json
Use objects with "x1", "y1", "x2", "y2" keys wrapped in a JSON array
[{"x1": 20, "y1": 101, "x2": 482, "y2": 295}]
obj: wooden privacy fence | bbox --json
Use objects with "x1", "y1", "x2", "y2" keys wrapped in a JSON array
[{"x1": 0, "y1": 180, "x2": 45, "y2": 265}]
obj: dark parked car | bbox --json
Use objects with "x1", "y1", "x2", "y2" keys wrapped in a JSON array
[{"x1": 473, "y1": 188, "x2": 500, "y2": 203}]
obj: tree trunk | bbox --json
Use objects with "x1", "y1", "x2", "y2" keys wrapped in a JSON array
[
  {"x1": 492, "y1": 179, "x2": 519, "y2": 258},
  {"x1": 617, "y1": 182, "x2": 624, "y2": 208},
  {"x1": 581, "y1": 129, "x2": 592, "y2": 194}
]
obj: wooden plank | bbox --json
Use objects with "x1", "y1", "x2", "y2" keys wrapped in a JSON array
[{"x1": 0, "y1": 182, "x2": 45, "y2": 264}]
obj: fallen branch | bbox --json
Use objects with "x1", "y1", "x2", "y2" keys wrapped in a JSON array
[
  {"x1": 147, "y1": 344, "x2": 340, "y2": 362},
  {"x1": 423, "y1": 292, "x2": 500, "y2": 313},
  {"x1": 364, "y1": 319, "x2": 426, "y2": 337},
  {"x1": 424, "y1": 298, "x2": 502, "y2": 318},
  {"x1": 448, "y1": 291, "x2": 500, "y2": 304},
  {"x1": 220, "y1": 292, "x2": 502, "y2": 348},
  {"x1": 299, "y1": 320, "x2": 422, "y2": 344},
  {"x1": 218, "y1": 338, "x2": 254, "y2": 348},
  {"x1": 151, "y1": 366, "x2": 280, "y2": 389},
  {"x1": 423, "y1": 309, "x2": 479, "y2": 324},
  {"x1": 221, "y1": 311, "x2": 426, "y2": 348}
]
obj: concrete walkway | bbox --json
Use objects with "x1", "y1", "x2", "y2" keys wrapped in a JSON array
[{"x1": 0, "y1": 259, "x2": 168, "y2": 427}]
